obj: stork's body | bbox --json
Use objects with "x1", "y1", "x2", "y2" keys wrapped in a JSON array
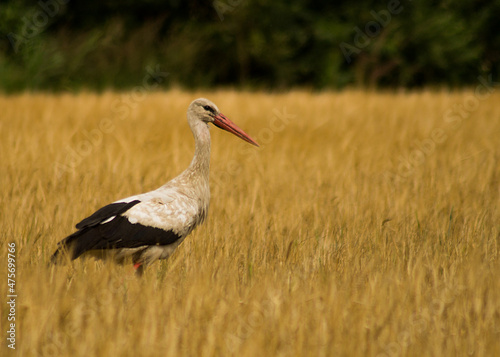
[{"x1": 51, "y1": 98, "x2": 258, "y2": 274}]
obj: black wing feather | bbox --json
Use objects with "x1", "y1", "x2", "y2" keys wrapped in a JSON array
[{"x1": 75, "y1": 200, "x2": 141, "y2": 229}]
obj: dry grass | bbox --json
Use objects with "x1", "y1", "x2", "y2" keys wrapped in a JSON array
[{"x1": 1, "y1": 89, "x2": 500, "y2": 356}]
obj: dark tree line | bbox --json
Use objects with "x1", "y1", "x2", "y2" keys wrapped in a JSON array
[{"x1": 0, "y1": 0, "x2": 499, "y2": 91}]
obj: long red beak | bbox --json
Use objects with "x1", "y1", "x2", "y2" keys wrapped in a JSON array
[{"x1": 213, "y1": 113, "x2": 259, "y2": 147}]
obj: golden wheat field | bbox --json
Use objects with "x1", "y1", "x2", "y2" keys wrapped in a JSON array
[{"x1": 1, "y1": 88, "x2": 500, "y2": 356}]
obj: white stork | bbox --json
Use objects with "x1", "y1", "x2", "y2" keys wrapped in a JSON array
[{"x1": 51, "y1": 98, "x2": 259, "y2": 275}]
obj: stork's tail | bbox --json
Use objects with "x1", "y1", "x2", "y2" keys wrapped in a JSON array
[
  {"x1": 50, "y1": 241, "x2": 71, "y2": 264},
  {"x1": 50, "y1": 232, "x2": 82, "y2": 264}
]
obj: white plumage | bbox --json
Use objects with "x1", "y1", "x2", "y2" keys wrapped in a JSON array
[{"x1": 51, "y1": 98, "x2": 258, "y2": 275}]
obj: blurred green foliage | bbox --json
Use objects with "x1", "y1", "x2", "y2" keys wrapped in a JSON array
[{"x1": 0, "y1": 0, "x2": 498, "y2": 91}]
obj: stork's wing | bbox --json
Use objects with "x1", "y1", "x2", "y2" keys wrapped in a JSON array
[{"x1": 51, "y1": 192, "x2": 193, "y2": 262}]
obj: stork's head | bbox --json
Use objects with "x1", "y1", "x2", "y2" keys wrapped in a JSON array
[{"x1": 188, "y1": 98, "x2": 259, "y2": 147}]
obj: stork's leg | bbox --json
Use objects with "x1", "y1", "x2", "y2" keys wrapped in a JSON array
[{"x1": 134, "y1": 262, "x2": 144, "y2": 277}]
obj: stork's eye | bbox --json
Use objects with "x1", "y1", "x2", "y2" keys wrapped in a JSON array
[{"x1": 203, "y1": 105, "x2": 215, "y2": 114}]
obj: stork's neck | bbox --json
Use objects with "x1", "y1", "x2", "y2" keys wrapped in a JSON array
[{"x1": 186, "y1": 119, "x2": 211, "y2": 180}]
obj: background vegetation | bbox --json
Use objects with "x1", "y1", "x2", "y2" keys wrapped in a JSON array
[
  {"x1": 1, "y1": 0, "x2": 499, "y2": 91},
  {"x1": 1, "y1": 90, "x2": 499, "y2": 355}
]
